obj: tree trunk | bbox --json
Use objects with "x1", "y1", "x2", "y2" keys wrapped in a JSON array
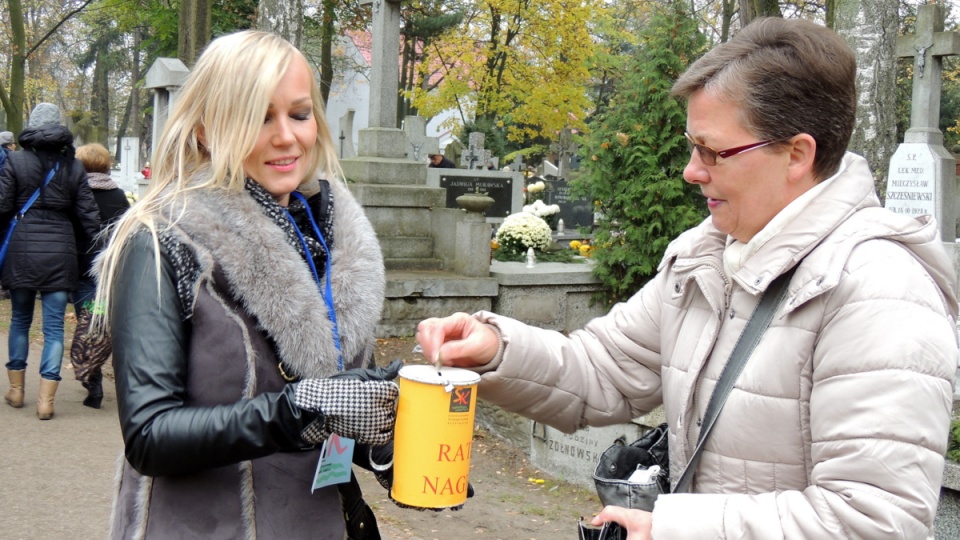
[
  {"x1": 833, "y1": 0, "x2": 898, "y2": 193},
  {"x1": 258, "y1": 0, "x2": 304, "y2": 48},
  {"x1": 319, "y1": 0, "x2": 335, "y2": 105},
  {"x1": 115, "y1": 26, "x2": 142, "y2": 164},
  {"x1": 179, "y1": 0, "x2": 212, "y2": 66},
  {"x1": 1, "y1": 0, "x2": 27, "y2": 136},
  {"x1": 91, "y1": 39, "x2": 110, "y2": 145}
]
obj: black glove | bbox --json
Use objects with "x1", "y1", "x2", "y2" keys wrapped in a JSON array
[
  {"x1": 353, "y1": 441, "x2": 395, "y2": 491},
  {"x1": 332, "y1": 359, "x2": 404, "y2": 382},
  {"x1": 294, "y1": 371, "x2": 399, "y2": 446}
]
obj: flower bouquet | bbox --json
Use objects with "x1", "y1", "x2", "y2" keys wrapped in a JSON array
[
  {"x1": 523, "y1": 199, "x2": 561, "y2": 230},
  {"x1": 495, "y1": 212, "x2": 553, "y2": 256}
]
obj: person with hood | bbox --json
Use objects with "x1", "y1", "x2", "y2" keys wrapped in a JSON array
[
  {"x1": 416, "y1": 18, "x2": 960, "y2": 539},
  {"x1": 93, "y1": 31, "x2": 398, "y2": 538},
  {"x1": 0, "y1": 103, "x2": 100, "y2": 420},
  {"x1": 69, "y1": 143, "x2": 130, "y2": 409},
  {"x1": 0, "y1": 131, "x2": 15, "y2": 172}
]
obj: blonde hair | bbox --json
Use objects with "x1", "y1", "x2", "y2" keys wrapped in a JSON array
[
  {"x1": 93, "y1": 30, "x2": 341, "y2": 333},
  {"x1": 76, "y1": 143, "x2": 112, "y2": 173}
]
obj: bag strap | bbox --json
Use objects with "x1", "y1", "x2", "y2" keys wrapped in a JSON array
[
  {"x1": 17, "y1": 163, "x2": 59, "y2": 218},
  {"x1": 673, "y1": 265, "x2": 798, "y2": 493}
]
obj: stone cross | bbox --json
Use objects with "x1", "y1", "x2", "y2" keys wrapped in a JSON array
[
  {"x1": 359, "y1": 0, "x2": 402, "y2": 129},
  {"x1": 550, "y1": 128, "x2": 578, "y2": 179},
  {"x1": 402, "y1": 116, "x2": 438, "y2": 161},
  {"x1": 461, "y1": 132, "x2": 486, "y2": 170},
  {"x1": 896, "y1": 4, "x2": 960, "y2": 141},
  {"x1": 886, "y1": 4, "x2": 960, "y2": 241},
  {"x1": 509, "y1": 155, "x2": 524, "y2": 172}
]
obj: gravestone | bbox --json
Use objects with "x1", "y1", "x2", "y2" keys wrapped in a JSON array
[
  {"x1": 439, "y1": 173, "x2": 517, "y2": 218},
  {"x1": 337, "y1": 109, "x2": 356, "y2": 159},
  {"x1": 359, "y1": 0, "x2": 401, "y2": 130},
  {"x1": 886, "y1": 4, "x2": 960, "y2": 240},
  {"x1": 549, "y1": 127, "x2": 578, "y2": 180},
  {"x1": 508, "y1": 155, "x2": 524, "y2": 173},
  {"x1": 116, "y1": 137, "x2": 141, "y2": 193},
  {"x1": 144, "y1": 58, "x2": 190, "y2": 161},
  {"x1": 402, "y1": 115, "x2": 439, "y2": 161},
  {"x1": 461, "y1": 133, "x2": 492, "y2": 170},
  {"x1": 544, "y1": 177, "x2": 594, "y2": 230}
]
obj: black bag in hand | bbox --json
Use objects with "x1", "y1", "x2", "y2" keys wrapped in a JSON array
[
  {"x1": 592, "y1": 423, "x2": 669, "y2": 512},
  {"x1": 578, "y1": 518, "x2": 624, "y2": 540}
]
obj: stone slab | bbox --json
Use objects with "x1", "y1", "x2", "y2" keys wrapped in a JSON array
[
  {"x1": 490, "y1": 259, "x2": 598, "y2": 286},
  {"x1": 385, "y1": 270, "x2": 499, "y2": 297},
  {"x1": 341, "y1": 159, "x2": 428, "y2": 185},
  {"x1": 350, "y1": 184, "x2": 446, "y2": 208}
]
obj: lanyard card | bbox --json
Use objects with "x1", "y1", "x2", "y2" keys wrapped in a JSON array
[{"x1": 311, "y1": 434, "x2": 355, "y2": 492}]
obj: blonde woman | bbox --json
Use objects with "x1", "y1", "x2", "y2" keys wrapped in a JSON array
[{"x1": 96, "y1": 31, "x2": 398, "y2": 539}]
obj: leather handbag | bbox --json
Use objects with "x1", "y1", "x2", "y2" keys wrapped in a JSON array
[
  {"x1": 591, "y1": 266, "x2": 797, "y2": 512},
  {"x1": 0, "y1": 163, "x2": 59, "y2": 271},
  {"x1": 592, "y1": 422, "x2": 669, "y2": 512}
]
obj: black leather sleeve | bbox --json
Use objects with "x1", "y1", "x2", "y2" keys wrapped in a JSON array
[{"x1": 110, "y1": 231, "x2": 321, "y2": 477}]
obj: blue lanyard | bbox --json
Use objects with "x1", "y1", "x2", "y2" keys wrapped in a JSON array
[{"x1": 284, "y1": 191, "x2": 343, "y2": 371}]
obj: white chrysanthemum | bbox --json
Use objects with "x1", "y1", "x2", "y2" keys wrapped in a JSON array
[
  {"x1": 496, "y1": 212, "x2": 552, "y2": 254},
  {"x1": 523, "y1": 199, "x2": 560, "y2": 217}
]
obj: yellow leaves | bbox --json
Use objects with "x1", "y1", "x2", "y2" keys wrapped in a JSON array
[
  {"x1": 600, "y1": 141, "x2": 610, "y2": 149},
  {"x1": 616, "y1": 132, "x2": 629, "y2": 146},
  {"x1": 491, "y1": 239, "x2": 500, "y2": 250}
]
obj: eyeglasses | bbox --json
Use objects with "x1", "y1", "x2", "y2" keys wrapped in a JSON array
[{"x1": 684, "y1": 132, "x2": 775, "y2": 166}]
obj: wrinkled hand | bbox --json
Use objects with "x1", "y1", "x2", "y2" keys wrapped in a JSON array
[
  {"x1": 591, "y1": 506, "x2": 652, "y2": 540},
  {"x1": 416, "y1": 313, "x2": 499, "y2": 368},
  {"x1": 295, "y1": 376, "x2": 399, "y2": 446}
]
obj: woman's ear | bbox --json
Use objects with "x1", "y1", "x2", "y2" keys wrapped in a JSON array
[
  {"x1": 786, "y1": 133, "x2": 817, "y2": 184},
  {"x1": 196, "y1": 125, "x2": 207, "y2": 148}
]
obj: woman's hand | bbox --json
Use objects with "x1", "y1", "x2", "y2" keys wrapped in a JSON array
[
  {"x1": 592, "y1": 506, "x2": 653, "y2": 540},
  {"x1": 416, "y1": 313, "x2": 499, "y2": 368}
]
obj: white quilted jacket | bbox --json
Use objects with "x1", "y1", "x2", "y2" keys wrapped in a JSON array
[{"x1": 474, "y1": 153, "x2": 959, "y2": 538}]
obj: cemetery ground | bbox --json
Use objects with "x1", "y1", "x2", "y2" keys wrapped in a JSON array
[{"x1": 0, "y1": 301, "x2": 602, "y2": 539}]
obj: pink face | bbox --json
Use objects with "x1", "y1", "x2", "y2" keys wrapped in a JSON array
[
  {"x1": 682, "y1": 89, "x2": 792, "y2": 243},
  {"x1": 242, "y1": 56, "x2": 318, "y2": 206}
]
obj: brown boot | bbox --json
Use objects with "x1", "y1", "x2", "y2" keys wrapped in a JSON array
[
  {"x1": 37, "y1": 379, "x2": 58, "y2": 420},
  {"x1": 5, "y1": 369, "x2": 25, "y2": 408}
]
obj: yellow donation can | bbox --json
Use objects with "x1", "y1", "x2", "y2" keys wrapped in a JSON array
[{"x1": 391, "y1": 365, "x2": 481, "y2": 509}]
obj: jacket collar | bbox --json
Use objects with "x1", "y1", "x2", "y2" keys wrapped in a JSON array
[{"x1": 160, "y1": 173, "x2": 385, "y2": 379}]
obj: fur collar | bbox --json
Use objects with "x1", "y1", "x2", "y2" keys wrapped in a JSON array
[{"x1": 161, "y1": 174, "x2": 385, "y2": 379}]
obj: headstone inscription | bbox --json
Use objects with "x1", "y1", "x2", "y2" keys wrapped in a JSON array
[
  {"x1": 439, "y1": 174, "x2": 515, "y2": 218},
  {"x1": 544, "y1": 177, "x2": 594, "y2": 230},
  {"x1": 886, "y1": 4, "x2": 960, "y2": 240}
]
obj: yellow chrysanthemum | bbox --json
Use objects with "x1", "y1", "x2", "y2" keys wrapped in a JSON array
[
  {"x1": 491, "y1": 240, "x2": 500, "y2": 250},
  {"x1": 569, "y1": 240, "x2": 582, "y2": 250}
]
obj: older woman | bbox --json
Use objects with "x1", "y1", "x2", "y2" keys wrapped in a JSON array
[{"x1": 416, "y1": 18, "x2": 958, "y2": 539}]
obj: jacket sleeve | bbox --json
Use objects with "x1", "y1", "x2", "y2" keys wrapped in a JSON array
[
  {"x1": 473, "y1": 268, "x2": 670, "y2": 433},
  {"x1": 110, "y1": 232, "x2": 322, "y2": 477},
  {"x1": 70, "y1": 166, "x2": 102, "y2": 251},
  {"x1": 652, "y1": 241, "x2": 958, "y2": 539}
]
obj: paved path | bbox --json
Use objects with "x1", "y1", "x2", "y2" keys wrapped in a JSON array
[{"x1": 0, "y1": 337, "x2": 122, "y2": 539}]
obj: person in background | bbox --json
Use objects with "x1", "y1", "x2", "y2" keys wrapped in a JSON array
[
  {"x1": 428, "y1": 153, "x2": 456, "y2": 168},
  {"x1": 0, "y1": 103, "x2": 101, "y2": 420},
  {"x1": 93, "y1": 30, "x2": 398, "y2": 538},
  {"x1": 416, "y1": 17, "x2": 959, "y2": 539},
  {"x1": 0, "y1": 131, "x2": 15, "y2": 172},
  {"x1": 69, "y1": 143, "x2": 129, "y2": 409}
]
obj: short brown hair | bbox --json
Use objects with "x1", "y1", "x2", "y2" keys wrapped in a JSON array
[
  {"x1": 671, "y1": 18, "x2": 856, "y2": 180},
  {"x1": 75, "y1": 143, "x2": 112, "y2": 174}
]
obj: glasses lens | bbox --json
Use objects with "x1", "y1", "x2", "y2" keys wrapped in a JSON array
[{"x1": 685, "y1": 133, "x2": 716, "y2": 166}]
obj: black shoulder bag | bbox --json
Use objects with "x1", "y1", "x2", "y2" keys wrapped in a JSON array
[{"x1": 590, "y1": 266, "x2": 797, "y2": 518}]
